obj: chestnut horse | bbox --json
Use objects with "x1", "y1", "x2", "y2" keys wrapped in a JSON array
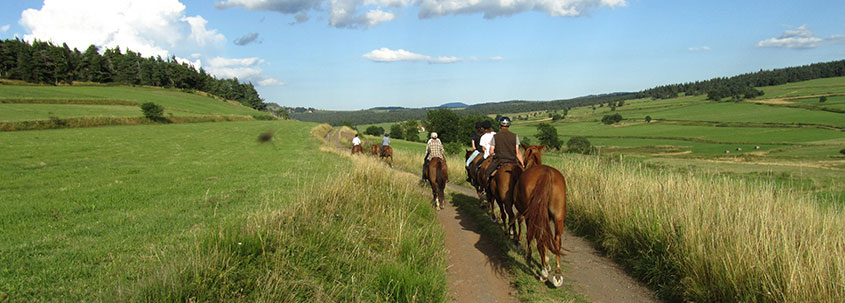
[
  {"x1": 351, "y1": 145, "x2": 363, "y2": 154},
  {"x1": 488, "y1": 162, "x2": 522, "y2": 236},
  {"x1": 512, "y1": 149, "x2": 567, "y2": 288},
  {"x1": 370, "y1": 144, "x2": 379, "y2": 157},
  {"x1": 522, "y1": 144, "x2": 545, "y2": 169},
  {"x1": 464, "y1": 150, "x2": 484, "y2": 188},
  {"x1": 425, "y1": 157, "x2": 448, "y2": 209},
  {"x1": 474, "y1": 156, "x2": 494, "y2": 208},
  {"x1": 380, "y1": 145, "x2": 393, "y2": 167}
]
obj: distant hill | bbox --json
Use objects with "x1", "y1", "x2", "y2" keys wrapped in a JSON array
[
  {"x1": 370, "y1": 106, "x2": 406, "y2": 110},
  {"x1": 438, "y1": 102, "x2": 468, "y2": 108}
]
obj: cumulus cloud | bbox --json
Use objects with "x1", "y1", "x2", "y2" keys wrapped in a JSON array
[
  {"x1": 19, "y1": 0, "x2": 224, "y2": 57},
  {"x1": 217, "y1": 0, "x2": 624, "y2": 28},
  {"x1": 234, "y1": 32, "x2": 261, "y2": 45},
  {"x1": 688, "y1": 46, "x2": 710, "y2": 51},
  {"x1": 1, "y1": 24, "x2": 9, "y2": 33},
  {"x1": 757, "y1": 25, "x2": 824, "y2": 49},
  {"x1": 363, "y1": 48, "x2": 462, "y2": 64},
  {"x1": 204, "y1": 56, "x2": 284, "y2": 86}
]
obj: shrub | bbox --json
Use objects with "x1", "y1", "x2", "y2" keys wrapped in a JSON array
[
  {"x1": 252, "y1": 114, "x2": 276, "y2": 120},
  {"x1": 840, "y1": 148, "x2": 845, "y2": 155},
  {"x1": 365, "y1": 126, "x2": 385, "y2": 136},
  {"x1": 820, "y1": 96, "x2": 828, "y2": 103},
  {"x1": 141, "y1": 102, "x2": 165, "y2": 121},
  {"x1": 601, "y1": 113, "x2": 623, "y2": 125},
  {"x1": 444, "y1": 142, "x2": 463, "y2": 155},
  {"x1": 645, "y1": 115, "x2": 652, "y2": 123},
  {"x1": 566, "y1": 136, "x2": 593, "y2": 154}
]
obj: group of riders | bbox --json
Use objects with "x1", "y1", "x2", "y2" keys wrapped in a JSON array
[
  {"x1": 350, "y1": 116, "x2": 523, "y2": 188},
  {"x1": 352, "y1": 117, "x2": 567, "y2": 286}
]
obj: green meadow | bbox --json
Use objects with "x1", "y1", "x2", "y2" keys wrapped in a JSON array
[{"x1": 1, "y1": 120, "x2": 445, "y2": 301}]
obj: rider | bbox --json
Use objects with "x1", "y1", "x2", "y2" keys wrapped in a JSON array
[
  {"x1": 380, "y1": 133, "x2": 390, "y2": 155},
  {"x1": 352, "y1": 134, "x2": 362, "y2": 147},
  {"x1": 465, "y1": 122, "x2": 485, "y2": 183},
  {"x1": 484, "y1": 116, "x2": 524, "y2": 181},
  {"x1": 479, "y1": 120, "x2": 496, "y2": 160},
  {"x1": 423, "y1": 132, "x2": 445, "y2": 181}
]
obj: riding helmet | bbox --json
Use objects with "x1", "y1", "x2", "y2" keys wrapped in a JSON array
[{"x1": 499, "y1": 116, "x2": 511, "y2": 127}]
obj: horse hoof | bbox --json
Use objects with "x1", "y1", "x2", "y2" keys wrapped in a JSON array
[{"x1": 551, "y1": 274, "x2": 564, "y2": 288}]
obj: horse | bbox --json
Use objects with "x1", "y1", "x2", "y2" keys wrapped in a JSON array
[
  {"x1": 512, "y1": 157, "x2": 568, "y2": 288},
  {"x1": 351, "y1": 144, "x2": 363, "y2": 154},
  {"x1": 464, "y1": 150, "x2": 484, "y2": 189},
  {"x1": 474, "y1": 156, "x2": 495, "y2": 210},
  {"x1": 425, "y1": 157, "x2": 448, "y2": 209},
  {"x1": 488, "y1": 161, "x2": 522, "y2": 237},
  {"x1": 370, "y1": 144, "x2": 379, "y2": 157},
  {"x1": 380, "y1": 145, "x2": 393, "y2": 167}
]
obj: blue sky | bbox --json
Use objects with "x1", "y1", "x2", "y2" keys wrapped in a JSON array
[{"x1": 1, "y1": 0, "x2": 843, "y2": 110}]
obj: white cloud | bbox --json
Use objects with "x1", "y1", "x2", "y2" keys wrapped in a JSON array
[
  {"x1": 217, "y1": 0, "x2": 624, "y2": 28},
  {"x1": 489, "y1": 56, "x2": 503, "y2": 61},
  {"x1": 1, "y1": 25, "x2": 9, "y2": 33},
  {"x1": 757, "y1": 24, "x2": 823, "y2": 49},
  {"x1": 688, "y1": 46, "x2": 710, "y2": 51},
  {"x1": 363, "y1": 48, "x2": 463, "y2": 64},
  {"x1": 19, "y1": 0, "x2": 224, "y2": 57},
  {"x1": 204, "y1": 56, "x2": 283, "y2": 86}
]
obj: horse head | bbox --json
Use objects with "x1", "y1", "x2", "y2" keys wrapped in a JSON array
[{"x1": 523, "y1": 144, "x2": 545, "y2": 169}]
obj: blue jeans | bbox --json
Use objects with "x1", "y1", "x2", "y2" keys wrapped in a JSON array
[{"x1": 465, "y1": 150, "x2": 480, "y2": 167}]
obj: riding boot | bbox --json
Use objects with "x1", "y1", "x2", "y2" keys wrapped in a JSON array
[{"x1": 422, "y1": 159, "x2": 429, "y2": 181}]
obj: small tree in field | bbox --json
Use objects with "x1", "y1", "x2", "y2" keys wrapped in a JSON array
[
  {"x1": 141, "y1": 102, "x2": 165, "y2": 121},
  {"x1": 365, "y1": 126, "x2": 384, "y2": 136},
  {"x1": 820, "y1": 96, "x2": 828, "y2": 103},
  {"x1": 645, "y1": 115, "x2": 652, "y2": 123},
  {"x1": 535, "y1": 123, "x2": 562, "y2": 150},
  {"x1": 389, "y1": 124, "x2": 404, "y2": 140}
]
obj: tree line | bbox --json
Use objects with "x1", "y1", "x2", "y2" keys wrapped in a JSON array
[
  {"x1": 637, "y1": 59, "x2": 845, "y2": 101},
  {"x1": 0, "y1": 38, "x2": 266, "y2": 110}
]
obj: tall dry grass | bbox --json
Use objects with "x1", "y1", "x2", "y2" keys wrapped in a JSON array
[
  {"x1": 546, "y1": 154, "x2": 844, "y2": 302},
  {"x1": 391, "y1": 149, "x2": 470, "y2": 187},
  {"x1": 130, "y1": 133, "x2": 446, "y2": 302},
  {"x1": 0, "y1": 115, "x2": 259, "y2": 131}
]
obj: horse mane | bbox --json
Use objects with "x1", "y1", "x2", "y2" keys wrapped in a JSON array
[{"x1": 524, "y1": 166, "x2": 561, "y2": 256}]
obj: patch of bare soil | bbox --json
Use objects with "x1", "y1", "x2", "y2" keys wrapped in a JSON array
[{"x1": 749, "y1": 98, "x2": 795, "y2": 105}]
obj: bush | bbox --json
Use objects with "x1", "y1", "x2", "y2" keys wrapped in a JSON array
[
  {"x1": 820, "y1": 96, "x2": 828, "y2": 103},
  {"x1": 840, "y1": 148, "x2": 845, "y2": 155},
  {"x1": 365, "y1": 126, "x2": 385, "y2": 136},
  {"x1": 567, "y1": 136, "x2": 593, "y2": 154},
  {"x1": 601, "y1": 113, "x2": 623, "y2": 125},
  {"x1": 645, "y1": 115, "x2": 652, "y2": 123},
  {"x1": 141, "y1": 102, "x2": 165, "y2": 121},
  {"x1": 389, "y1": 124, "x2": 404, "y2": 140},
  {"x1": 444, "y1": 142, "x2": 463, "y2": 155}
]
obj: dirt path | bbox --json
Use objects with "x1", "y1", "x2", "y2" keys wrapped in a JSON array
[{"x1": 325, "y1": 129, "x2": 658, "y2": 303}]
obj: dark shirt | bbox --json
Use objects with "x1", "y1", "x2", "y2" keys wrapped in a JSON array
[
  {"x1": 473, "y1": 134, "x2": 483, "y2": 153},
  {"x1": 492, "y1": 128, "x2": 519, "y2": 163}
]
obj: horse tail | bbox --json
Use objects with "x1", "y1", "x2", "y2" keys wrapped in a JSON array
[
  {"x1": 525, "y1": 167, "x2": 561, "y2": 256},
  {"x1": 435, "y1": 158, "x2": 447, "y2": 191}
]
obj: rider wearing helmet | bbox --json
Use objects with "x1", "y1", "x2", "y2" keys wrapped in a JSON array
[
  {"x1": 483, "y1": 116, "x2": 523, "y2": 180},
  {"x1": 423, "y1": 132, "x2": 445, "y2": 181}
]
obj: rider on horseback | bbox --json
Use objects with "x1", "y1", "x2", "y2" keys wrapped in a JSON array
[
  {"x1": 352, "y1": 134, "x2": 361, "y2": 146},
  {"x1": 483, "y1": 117, "x2": 524, "y2": 181},
  {"x1": 465, "y1": 122, "x2": 485, "y2": 183},
  {"x1": 423, "y1": 132, "x2": 445, "y2": 181},
  {"x1": 380, "y1": 133, "x2": 390, "y2": 155}
]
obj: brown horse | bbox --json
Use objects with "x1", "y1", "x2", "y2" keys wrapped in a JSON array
[
  {"x1": 425, "y1": 157, "x2": 448, "y2": 209},
  {"x1": 380, "y1": 145, "x2": 393, "y2": 167},
  {"x1": 464, "y1": 150, "x2": 483, "y2": 188},
  {"x1": 521, "y1": 144, "x2": 545, "y2": 169},
  {"x1": 512, "y1": 162, "x2": 568, "y2": 288},
  {"x1": 474, "y1": 156, "x2": 494, "y2": 208},
  {"x1": 489, "y1": 162, "x2": 522, "y2": 236},
  {"x1": 370, "y1": 144, "x2": 379, "y2": 157},
  {"x1": 351, "y1": 144, "x2": 363, "y2": 154}
]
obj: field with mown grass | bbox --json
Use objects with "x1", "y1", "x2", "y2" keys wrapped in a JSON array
[
  {"x1": 1, "y1": 120, "x2": 446, "y2": 302},
  {"x1": 0, "y1": 85, "x2": 272, "y2": 131}
]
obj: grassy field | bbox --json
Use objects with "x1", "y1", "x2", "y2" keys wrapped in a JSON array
[
  {"x1": 1, "y1": 121, "x2": 446, "y2": 302},
  {"x1": 0, "y1": 85, "x2": 268, "y2": 123}
]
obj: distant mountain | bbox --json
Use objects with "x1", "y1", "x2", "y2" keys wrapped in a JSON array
[
  {"x1": 370, "y1": 106, "x2": 406, "y2": 110},
  {"x1": 438, "y1": 102, "x2": 468, "y2": 108}
]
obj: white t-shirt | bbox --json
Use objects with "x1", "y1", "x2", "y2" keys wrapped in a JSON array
[
  {"x1": 352, "y1": 137, "x2": 361, "y2": 146},
  {"x1": 480, "y1": 132, "x2": 496, "y2": 159}
]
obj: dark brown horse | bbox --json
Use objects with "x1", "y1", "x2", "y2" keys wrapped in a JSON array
[
  {"x1": 489, "y1": 162, "x2": 522, "y2": 236},
  {"x1": 512, "y1": 160, "x2": 568, "y2": 288},
  {"x1": 370, "y1": 144, "x2": 379, "y2": 157},
  {"x1": 351, "y1": 144, "x2": 363, "y2": 154},
  {"x1": 464, "y1": 150, "x2": 483, "y2": 188},
  {"x1": 475, "y1": 156, "x2": 494, "y2": 209},
  {"x1": 425, "y1": 157, "x2": 448, "y2": 209},
  {"x1": 380, "y1": 145, "x2": 393, "y2": 167}
]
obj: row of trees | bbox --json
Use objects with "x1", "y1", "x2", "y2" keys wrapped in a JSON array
[
  {"x1": 638, "y1": 59, "x2": 845, "y2": 101},
  {"x1": 0, "y1": 38, "x2": 267, "y2": 110}
]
